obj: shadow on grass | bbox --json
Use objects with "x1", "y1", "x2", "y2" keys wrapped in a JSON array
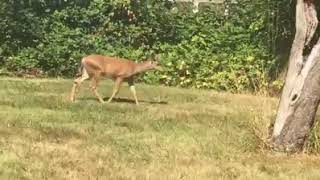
[{"x1": 79, "y1": 97, "x2": 168, "y2": 105}]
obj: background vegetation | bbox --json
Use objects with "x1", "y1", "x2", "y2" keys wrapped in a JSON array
[
  {"x1": 3, "y1": 1, "x2": 320, "y2": 179},
  {"x1": 0, "y1": 0, "x2": 299, "y2": 93}
]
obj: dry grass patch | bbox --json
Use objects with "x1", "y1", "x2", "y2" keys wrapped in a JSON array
[{"x1": 0, "y1": 77, "x2": 320, "y2": 179}]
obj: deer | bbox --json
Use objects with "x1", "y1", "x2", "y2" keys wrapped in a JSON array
[{"x1": 69, "y1": 54, "x2": 163, "y2": 105}]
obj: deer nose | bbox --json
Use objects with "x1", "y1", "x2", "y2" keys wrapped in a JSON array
[{"x1": 155, "y1": 66, "x2": 164, "y2": 71}]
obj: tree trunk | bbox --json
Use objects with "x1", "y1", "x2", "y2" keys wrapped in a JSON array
[{"x1": 271, "y1": 0, "x2": 320, "y2": 152}]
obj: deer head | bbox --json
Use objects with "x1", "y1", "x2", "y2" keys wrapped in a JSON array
[
  {"x1": 144, "y1": 60, "x2": 163, "y2": 71},
  {"x1": 147, "y1": 54, "x2": 163, "y2": 71}
]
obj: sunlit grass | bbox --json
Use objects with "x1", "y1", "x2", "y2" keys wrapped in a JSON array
[{"x1": 0, "y1": 77, "x2": 320, "y2": 179}]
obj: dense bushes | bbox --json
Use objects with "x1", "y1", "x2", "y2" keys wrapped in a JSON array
[{"x1": 0, "y1": 0, "x2": 289, "y2": 93}]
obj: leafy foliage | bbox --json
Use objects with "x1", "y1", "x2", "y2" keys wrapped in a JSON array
[{"x1": 0, "y1": 0, "x2": 286, "y2": 93}]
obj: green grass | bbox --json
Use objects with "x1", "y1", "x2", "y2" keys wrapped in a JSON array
[{"x1": 1, "y1": 77, "x2": 320, "y2": 179}]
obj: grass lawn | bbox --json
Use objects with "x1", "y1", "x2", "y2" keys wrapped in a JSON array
[{"x1": 1, "y1": 77, "x2": 320, "y2": 179}]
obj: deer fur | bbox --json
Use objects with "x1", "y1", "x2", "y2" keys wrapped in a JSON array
[{"x1": 70, "y1": 54, "x2": 162, "y2": 105}]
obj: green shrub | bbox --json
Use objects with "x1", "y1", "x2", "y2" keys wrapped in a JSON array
[{"x1": 1, "y1": 0, "x2": 283, "y2": 93}]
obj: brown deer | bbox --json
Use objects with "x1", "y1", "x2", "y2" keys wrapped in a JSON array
[{"x1": 70, "y1": 54, "x2": 162, "y2": 105}]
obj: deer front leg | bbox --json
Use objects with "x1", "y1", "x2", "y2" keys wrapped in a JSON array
[
  {"x1": 128, "y1": 78, "x2": 139, "y2": 105},
  {"x1": 91, "y1": 78, "x2": 104, "y2": 103},
  {"x1": 70, "y1": 78, "x2": 80, "y2": 102},
  {"x1": 107, "y1": 78, "x2": 123, "y2": 103}
]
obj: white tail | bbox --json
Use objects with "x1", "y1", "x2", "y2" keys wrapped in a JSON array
[{"x1": 70, "y1": 54, "x2": 162, "y2": 105}]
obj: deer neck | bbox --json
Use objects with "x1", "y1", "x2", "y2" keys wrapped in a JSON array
[{"x1": 133, "y1": 62, "x2": 150, "y2": 75}]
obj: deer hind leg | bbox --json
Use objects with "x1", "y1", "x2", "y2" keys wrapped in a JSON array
[
  {"x1": 107, "y1": 78, "x2": 123, "y2": 103},
  {"x1": 128, "y1": 78, "x2": 139, "y2": 105},
  {"x1": 90, "y1": 77, "x2": 105, "y2": 103},
  {"x1": 70, "y1": 68, "x2": 89, "y2": 102}
]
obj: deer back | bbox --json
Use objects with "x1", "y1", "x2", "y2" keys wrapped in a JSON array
[{"x1": 82, "y1": 55, "x2": 136, "y2": 78}]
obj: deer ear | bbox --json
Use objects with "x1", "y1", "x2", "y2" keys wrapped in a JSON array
[
  {"x1": 154, "y1": 54, "x2": 160, "y2": 61},
  {"x1": 149, "y1": 54, "x2": 160, "y2": 62}
]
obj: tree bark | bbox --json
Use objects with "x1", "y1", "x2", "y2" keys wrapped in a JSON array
[{"x1": 271, "y1": 0, "x2": 320, "y2": 152}]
